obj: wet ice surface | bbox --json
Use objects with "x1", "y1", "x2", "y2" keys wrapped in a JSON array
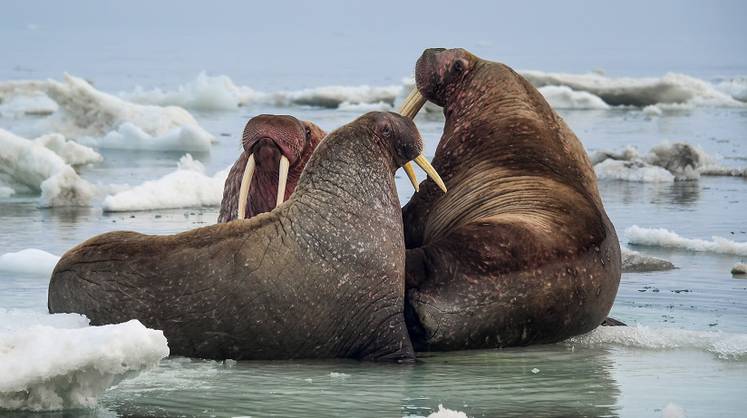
[{"x1": 1, "y1": 103, "x2": 747, "y2": 416}]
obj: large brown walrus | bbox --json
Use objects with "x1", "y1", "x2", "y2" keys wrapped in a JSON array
[
  {"x1": 217, "y1": 114, "x2": 325, "y2": 222},
  {"x1": 48, "y1": 111, "x2": 444, "y2": 361},
  {"x1": 402, "y1": 48, "x2": 622, "y2": 351}
]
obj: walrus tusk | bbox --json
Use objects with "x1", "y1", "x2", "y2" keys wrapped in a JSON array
[
  {"x1": 276, "y1": 155, "x2": 290, "y2": 207},
  {"x1": 399, "y1": 88, "x2": 427, "y2": 119},
  {"x1": 414, "y1": 155, "x2": 447, "y2": 193},
  {"x1": 403, "y1": 162, "x2": 419, "y2": 192},
  {"x1": 237, "y1": 153, "x2": 256, "y2": 219},
  {"x1": 399, "y1": 88, "x2": 428, "y2": 191}
]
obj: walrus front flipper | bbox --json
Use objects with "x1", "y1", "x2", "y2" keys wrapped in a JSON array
[{"x1": 601, "y1": 317, "x2": 626, "y2": 326}]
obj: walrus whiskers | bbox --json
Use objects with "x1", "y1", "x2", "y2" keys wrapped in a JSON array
[{"x1": 399, "y1": 88, "x2": 448, "y2": 193}]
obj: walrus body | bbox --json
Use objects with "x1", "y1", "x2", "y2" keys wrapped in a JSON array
[
  {"x1": 403, "y1": 48, "x2": 621, "y2": 350},
  {"x1": 49, "y1": 112, "x2": 421, "y2": 361},
  {"x1": 218, "y1": 115, "x2": 325, "y2": 223}
]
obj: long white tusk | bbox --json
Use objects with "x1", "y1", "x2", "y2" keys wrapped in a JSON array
[
  {"x1": 237, "y1": 153, "x2": 255, "y2": 219},
  {"x1": 414, "y1": 154, "x2": 447, "y2": 193},
  {"x1": 399, "y1": 88, "x2": 427, "y2": 189},
  {"x1": 403, "y1": 162, "x2": 419, "y2": 192},
  {"x1": 276, "y1": 155, "x2": 290, "y2": 207},
  {"x1": 399, "y1": 88, "x2": 427, "y2": 119}
]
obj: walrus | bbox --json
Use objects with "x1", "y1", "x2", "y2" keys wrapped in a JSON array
[
  {"x1": 217, "y1": 114, "x2": 325, "y2": 222},
  {"x1": 48, "y1": 110, "x2": 444, "y2": 361},
  {"x1": 402, "y1": 48, "x2": 622, "y2": 350}
]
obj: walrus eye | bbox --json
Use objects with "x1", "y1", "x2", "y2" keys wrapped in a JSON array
[
  {"x1": 452, "y1": 60, "x2": 465, "y2": 74},
  {"x1": 381, "y1": 124, "x2": 392, "y2": 138},
  {"x1": 305, "y1": 126, "x2": 312, "y2": 142}
]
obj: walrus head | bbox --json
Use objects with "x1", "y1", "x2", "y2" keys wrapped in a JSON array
[
  {"x1": 415, "y1": 48, "x2": 479, "y2": 107},
  {"x1": 236, "y1": 114, "x2": 325, "y2": 219}
]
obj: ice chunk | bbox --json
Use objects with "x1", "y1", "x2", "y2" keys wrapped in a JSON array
[
  {"x1": 594, "y1": 159, "x2": 674, "y2": 183},
  {"x1": 0, "y1": 74, "x2": 214, "y2": 152},
  {"x1": 621, "y1": 248, "x2": 675, "y2": 273},
  {"x1": 0, "y1": 317, "x2": 168, "y2": 411},
  {"x1": 0, "y1": 128, "x2": 94, "y2": 206},
  {"x1": 568, "y1": 325, "x2": 747, "y2": 360},
  {"x1": 537, "y1": 85, "x2": 610, "y2": 109},
  {"x1": 102, "y1": 154, "x2": 229, "y2": 212},
  {"x1": 0, "y1": 249, "x2": 60, "y2": 275},
  {"x1": 32, "y1": 133, "x2": 102, "y2": 166},
  {"x1": 625, "y1": 225, "x2": 747, "y2": 256}
]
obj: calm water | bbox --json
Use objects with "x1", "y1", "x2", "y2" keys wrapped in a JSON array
[{"x1": 2, "y1": 1, "x2": 747, "y2": 417}]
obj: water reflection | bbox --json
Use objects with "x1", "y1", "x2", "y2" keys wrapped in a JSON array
[
  {"x1": 599, "y1": 180, "x2": 700, "y2": 208},
  {"x1": 99, "y1": 345, "x2": 620, "y2": 417}
]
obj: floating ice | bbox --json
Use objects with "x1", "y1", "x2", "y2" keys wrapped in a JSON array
[
  {"x1": 715, "y1": 76, "x2": 747, "y2": 102},
  {"x1": 537, "y1": 85, "x2": 610, "y2": 109},
  {"x1": 0, "y1": 92, "x2": 58, "y2": 117},
  {"x1": 121, "y1": 72, "x2": 259, "y2": 111},
  {"x1": 621, "y1": 248, "x2": 675, "y2": 273},
  {"x1": 0, "y1": 186, "x2": 14, "y2": 198},
  {"x1": 32, "y1": 133, "x2": 102, "y2": 166},
  {"x1": 625, "y1": 225, "x2": 747, "y2": 256},
  {"x1": 0, "y1": 313, "x2": 168, "y2": 412},
  {"x1": 102, "y1": 154, "x2": 229, "y2": 212},
  {"x1": 590, "y1": 145, "x2": 640, "y2": 165},
  {"x1": 0, "y1": 128, "x2": 95, "y2": 206},
  {"x1": 591, "y1": 141, "x2": 743, "y2": 181},
  {"x1": 732, "y1": 263, "x2": 747, "y2": 275},
  {"x1": 426, "y1": 405, "x2": 469, "y2": 418},
  {"x1": 521, "y1": 70, "x2": 745, "y2": 108},
  {"x1": 568, "y1": 325, "x2": 747, "y2": 360},
  {"x1": 0, "y1": 249, "x2": 60, "y2": 275},
  {"x1": 0, "y1": 74, "x2": 214, "y2": 152},
  {"x1": 594, "y1": 159, "x2": 674, "y2": 183},
  {"x1": 121, "y1": 72, "x2": 402, "y2": 111}
]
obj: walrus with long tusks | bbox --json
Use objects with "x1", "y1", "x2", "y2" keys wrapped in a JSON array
[
  {"x1": 217, "y1": 114, "x2": 325, "y2": 223},
  {"x1": 48, "y1": 110, "x2": 444, "y2": 361},
  {"x1": 402, "y1": 48, "x2": 622, "y2": 351}
]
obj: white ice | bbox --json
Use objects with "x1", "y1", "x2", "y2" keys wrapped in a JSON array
[
  {"x1": 537, "y1": 85, "x2": 610, "y2": 109},
  {"x1": 0, "y1": 311, "x2": 168, "y2": 412},
  {"x1": 121, "y1": 72, "x2": 402, "y2": 110},
  {"x1": 625, "y1": 225, "x2": 747, "y2": 256},
  {"x1": 594, "y1": 159, "x2": 675, "y2": 183},
  {"x1": 621, "y1": 248, "x2": 675, "y2": 273},
  {"x1": 568, "y1": 324, "x2": 747, "y2": 360},
  {"x1": 0, "y1": 74, "x2": 214, "y2": 152},
  {"x1": 102, "y1": 154, "x2": 229, "y2": 212},
  {"x1": 521, "y1": 70, "x2": 745, "y2": 108},
  {"x1": 0, "y1": 128, "x2": 95, "y2": 206},
  {"x1": 0, "y1": 249, "x2": 60, "y2": 276}
]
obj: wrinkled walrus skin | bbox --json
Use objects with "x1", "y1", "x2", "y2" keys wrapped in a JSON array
[
  {"x1": 402, "y1": 48, "x2": 622, "y2": 351},
  {"x1": 49, "y1": 112, "x2": 422, "y2": 362}
]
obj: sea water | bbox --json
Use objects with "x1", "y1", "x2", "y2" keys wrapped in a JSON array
[{"x1": 1, "y1": 1, "x2": 746, "y2": 416}]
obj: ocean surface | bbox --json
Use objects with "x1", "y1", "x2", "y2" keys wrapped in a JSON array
[{"x1": 1, "y1": 1, "x2": 746, "y2": 417}]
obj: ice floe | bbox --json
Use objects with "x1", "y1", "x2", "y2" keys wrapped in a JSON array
[
  {"x1": 591, "y1": 141, "x2": 744, "y2": 182},
  {"x1": 537, "y1": 85, "x2": 610, "y2": 109},
  {"x1": 102, "y1": 154, "x2": 229, "y2": 212},
  {"x1": 122, "y1": 72, "x2": 402, "y2": 111},
  {"x1": 0, "y1": 311, "x2": 168, "y2": 411},
  {"x1": 621, "y1": 248, "x2": 675, "y2": 273},
  {"x1": 0, "y1": 74, "x2": 214, "y2": 152},
  {"x1": 625, "y1": 225, "x2": 747, "y2": 256},
  {"x1": 0, "y1": 128, "x2": 95, "y2": 206},
  {"x1": 32, "y1": 133, "x2": 102, "y2": 166},
  {"x1": 0, "y1": 249, "x2": 60, "y2": 276},
  {"x1": 731, "y1": 263, "x2": 746, "y2": 275},
  {"x1": 568, "y1": 324, "x2": 747, "y2": 360},
  {"x1": 521, "y1": 70, "x2": 746, "y2": 108},
  {"x1": 404, "y1": 405, "x2": 469, "y2": 418},
  {"x1": 594, "y1": 159, "x2": 675, "y2": 183}
]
